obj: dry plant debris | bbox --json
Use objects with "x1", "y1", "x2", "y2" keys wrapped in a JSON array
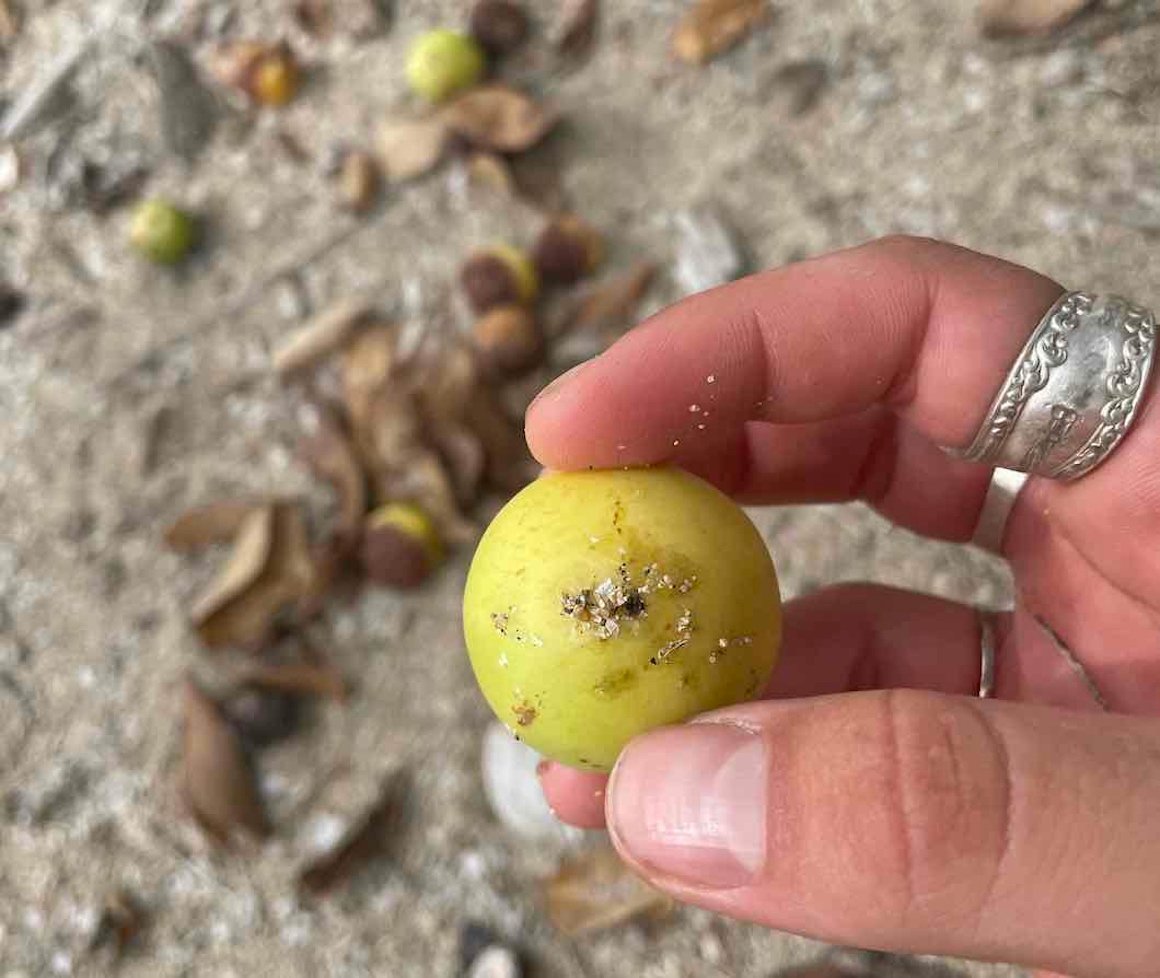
[
  {"x1": 377, "y1": 116, "x2": 451, "y2": 182},
  {"x1": 181, "y1": 680, "x2": 271, "y2": 844},
  {"x1": 978, "y1": 0, "x2": 1093, "y2": 36},
  {"x1": 545, "y1": 846, "x2": 671, "y2": 935},
  {"x1": 163, "y1": 499, "x2": 262, "y2": 552},
  {"x1": 440, "y1": 85, "x2": 559, "y2": 154},
  {"x1": 273, "y1": 298, "x2": 374, "y2": 375},
  {"x1": 672, "y1": 0, "x2": 771, "y2": 65},
  {"x1": 297, "y1": 771, "x2": 408, "y2": 895},
  {"x1": 557, "y1": 260, "x2": 656, "y2": 339},
  {"x1": 555, "y1": 0, "x2": 600, "y2": 60},
  {"x1": 190, "y1": 503, "x2": 317, "y2": 651}
]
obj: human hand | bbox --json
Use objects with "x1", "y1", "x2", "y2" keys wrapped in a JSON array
[{"x1": 526, "y1": 237, "x2": 1160, "y2": 978}]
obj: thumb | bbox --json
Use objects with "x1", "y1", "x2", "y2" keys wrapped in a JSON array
[{"x1": 604, "y1": 690, "x2": 1160, "y2": 978}]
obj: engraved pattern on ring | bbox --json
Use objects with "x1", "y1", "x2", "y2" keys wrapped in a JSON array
[
  {"x1": 1050, "y1": 298, "x2": 1157, "y2": 480},
  {"x1": 961, "y1": 291, "x2": 1095, "y2": 463}
]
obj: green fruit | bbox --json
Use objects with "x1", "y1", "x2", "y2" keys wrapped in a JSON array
[
  {"x1": 129, "y1": 198, "x2": 196, "y2": 265},
  {"x1": 405, "y1": 29, "x2": 486, "y2": 103},
  {"x1": 463, "y1": 468, "x2": 781, "y2": 771}
]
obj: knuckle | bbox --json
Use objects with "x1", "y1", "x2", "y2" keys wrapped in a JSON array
[{"x1": 875, "y1": 690, "x2": 1013, "y2": 926}]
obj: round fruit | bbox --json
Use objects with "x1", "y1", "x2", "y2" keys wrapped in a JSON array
[
  {"x1": 129, "y1": 198, "x2": 196, "y2": 264},
  {"x1": 405, "y1": 29, "x2": 486, "y2": 103},
  {"x1": 463, "y1": 468, "x2": 781, "y2": 771}
]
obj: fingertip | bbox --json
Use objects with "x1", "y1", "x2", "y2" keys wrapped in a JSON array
[{"x1": 538, "y1": 761, "x2": 609, "y2": 829}]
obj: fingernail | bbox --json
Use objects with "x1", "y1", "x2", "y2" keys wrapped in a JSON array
[
  {"x1": 607, "y1": 724, "x2": 766, "y2": 889},
  {"x1": 530, "y1": 357, "x2": 596, "y2": 409}
]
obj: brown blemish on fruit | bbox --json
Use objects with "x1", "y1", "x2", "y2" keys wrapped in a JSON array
[{"x1": 513, "y1": 701, "x2": 537, "y2": 726}]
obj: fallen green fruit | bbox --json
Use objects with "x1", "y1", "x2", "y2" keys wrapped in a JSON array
[
  {"x1": 463, "y1": 467, "x2": 781, "y2": 771},
  {"x1": 129, "y1": 198, "x2": 196, "y2": 265}
]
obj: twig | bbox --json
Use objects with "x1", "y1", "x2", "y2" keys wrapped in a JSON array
[{"x1": 1032, "y1": 614, "x2": 1110, "y2": 711}]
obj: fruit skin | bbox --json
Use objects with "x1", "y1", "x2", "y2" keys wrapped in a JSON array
[
  {"x1": 361, "y1": 503, "x2": 444, "y2": 588},
  {"x1": 406, "y1": 29, "x2": 487, "y2": 103},
  {"x1": 532, "y1": 214, "x2": 603, "y2": 284},
  {"x1": 472, "y1": 304, "x2": 542, "y2": 374},
  {"x1": 463, "y1": 468, "x2": 781, "y2": 771},
  {"x1": 460, "y1": 243, "x2": 539, "y2": 314},
  {"x1": 129, "y1": 198, "x2": 196, "y2": 264}
]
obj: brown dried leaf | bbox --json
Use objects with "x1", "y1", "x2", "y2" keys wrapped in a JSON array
[
  {"x1": 556, "y1": 0, "x2": 599, "y2": 59},
  {"x1": 181, "y1": 680, "x2": 270, "y2": 843},
  {"x1": 978, "y1": 0, "x2": 1092, "y2": 35},
  {"x1": 466, "y1": 152, "x2": 516, "y2": 197},
  {"x1": 273, "y1": 298, "x2": 374, "y2": 376},
  {"x1": 440, "y1": 85, "x2": 559, "y2": 154},
  {"x1": 341, "y1": 324, "x2": 400, "y2": 433},
  {"x1": 300, "y1": 410, "x2": 367, "y2": 538},
  {"x1": 546, "y1": 846, "x2": 671, "y2": 936},
  {"x1": 429, "y1": 422, "x2": 486, "y2": 506},
  {"x1": 354, "y1": 387, "x2": 424, "y2": 479},
  {"x1": 672, "y1": 0, "x2": 770, "y2": 65},
  {"x1": 562, "y1": 261, "x2": 656, "y2": 337},
  {"x1": 377, "y1": 116, "x2": 450, "y2": 182},
  {"x1": 298, "y1": 771, "x2": 408, "y2": 895},
  {"x1": 193, "y1": 504, "x2": 317, "y2": 651},
  {"x1": 238, "y1": 660, "x2": 349, "y2": 702},
  {"x1": 297, "y1": 530, "x2": 360, "y2": 620},
  {"x1": 466, "y1": 385, "x2": 538, "y2": 492},
  {"x1": 413, "y1": 343, "x2": 481, "y2": 424},
  {"x1": 164, "y1": 500, "x2": 262, "y2": 552},
  {"x1": 0, "y1": 0, "x2": 19, "y2": 41}
]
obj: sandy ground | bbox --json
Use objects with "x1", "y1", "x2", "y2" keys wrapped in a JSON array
[{"x1": 3, "y1": 0, "x2": 1160, "y2": 975}]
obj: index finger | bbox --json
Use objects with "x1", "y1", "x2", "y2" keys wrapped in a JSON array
[{"x1": 526, "y1": 236, "x2": 1062, "y2": 477}]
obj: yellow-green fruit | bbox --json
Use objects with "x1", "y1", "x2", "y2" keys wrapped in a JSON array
[
  {"x1": 406, "y1": 29, "x2": 486, "y2": 103},
  {"x1": 463, "y1": 468, "x2": 781, "y2": 771},
  {"x1": 129, "y1": 199, "x2": 196, "y2": 264}
]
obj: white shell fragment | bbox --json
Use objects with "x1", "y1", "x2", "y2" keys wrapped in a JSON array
[
  {"x1": 672, "y1": 204, "x2": 747, "y2": 296},
  {"x1": 467, "y1": 945, "x2": 521, "y2": 978},
  {"x1": 480, "y1": 722, "x2": 583, "y2": 842}
]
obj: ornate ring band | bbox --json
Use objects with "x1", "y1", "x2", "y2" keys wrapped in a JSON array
[{"x1": 956, "y1": 291, "x2": 1157, "y2": 481}]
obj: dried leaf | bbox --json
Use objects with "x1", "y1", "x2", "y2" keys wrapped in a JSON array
[
  {"x1": 89, "y1": 888, "x2": 146, "y2": 958},
  {"x1": 672, "y1": 0, "x2": 770, "y2": 65},
  {"x1": 0, "y1": 0, "x2": 19, "y2": 42},
  {"x1": 430, "y1": 422, "x2": 486, "y2": 506},
  {"x1": 413, "y1": 343, "x2": 481, "y2": 424},
  {"x1": 354, "y1": 386, "x2": 423, "y2": 478},
  {"x1": 273, "y1": 298, "x2": 374, "y2": 376},
  {"x1": 341, "y1": 324, "x2": 400, "y2": 432},
  {"x1": 297, "y1": 531, "x2": 360, "y2": 620},
  {"x1": 561, "y1": 261, "x2": 656, "y2": 337},
  {"x1": 440, "y1": 85, "x2": 559, "y2": 154},
  {"x1": 546, "y1": 846, "x2": 670, "y2": 936},
  {"x1": 300, "y1": 410, "x2": 367, "y2": 538},
  {"x1": 237, "y1": 660, "x2": 349, "y2": 702},
  {"x1": 979, "y1": 0, "x2": 1092, "y2": 35},
  {"x1": 164, "y1": 500, "x2": 262, "y2": 552},
  {"x1": 298, "y1": 771, "x2": 407, "y2": 895},
  {"x1": 192, "y1": 504, "x2": 317, "y2": 651},
  {"x1": 466, "y1": 385, "x2": 537, "y2": 492},
  {"x1": 181, "y1": 680, "x2": 270, "y2": 843},
  {"x1": 147, "y1": 41, "x2": 219, "y2": 163},
  {"x1": 377, "y1": 116, "x2": 450, "y2": 182},
  {"x1": 466, "y1": 152, "x2": 517, "y2": 197},
  {"x1": 555, "y1": 0, "x2": 599, "y2": 59}
]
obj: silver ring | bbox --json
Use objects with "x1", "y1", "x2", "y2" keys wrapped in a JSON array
[
  {"x1": 977, "y1": 613, "x2": 996, "y2": 699},
  {"x1": 971, "y1": 466, "x2": 1029, "y2": 554},
  {"x1": 957, "y1": 291, "x2": 1157, "y2": 481}
]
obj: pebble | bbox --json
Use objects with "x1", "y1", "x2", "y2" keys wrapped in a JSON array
[
  {"x1": 672, "y1": 205, "x2": 748, "y2": 296},
  {"x1": 467, "y1": 945, "x2": 521, "y2": 978},
  {"x1": 479, "y1": 722, "x2": 581, "y2": 842}
]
